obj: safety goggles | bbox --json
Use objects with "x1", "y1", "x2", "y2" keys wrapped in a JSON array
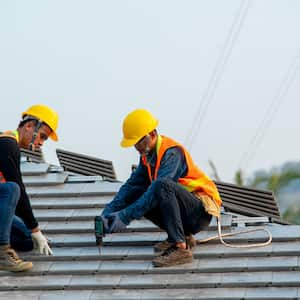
[{"x1": 134, "y1": 134, "x2": 149, "y2": 148}]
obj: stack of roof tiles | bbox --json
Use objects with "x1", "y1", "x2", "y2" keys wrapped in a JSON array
[{"x1": 0, "y1": 158, "x2": 300, "y2": 300}]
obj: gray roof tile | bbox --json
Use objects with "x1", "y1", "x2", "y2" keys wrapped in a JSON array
[
  {"x1": 20, "y1": 162, "x2": 49, "y2": 175},
  {"x1": 23, "y1": 173, "x2": 68, "y2": 186},
  {"x1": 245, "y1": 287, "x2": 299, "y2": 299},
  {"x1": 1, "y1": 160, "x2": 299, "y2": 299}
]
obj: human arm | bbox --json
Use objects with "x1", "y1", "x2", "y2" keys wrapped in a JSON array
[
  {"x1": 118, "y1": 147, "x2": 187, "y2": 223},
  {"x1": 102, "y1": 160, "x2": 149, "y2": 218},
  {"x1": 155, "y1": 146, "x2": 187, "y2": 181}
]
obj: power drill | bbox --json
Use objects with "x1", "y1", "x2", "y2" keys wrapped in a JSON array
[{"x1": 94, "y1": 215, "x2": 105, "y2": 247}]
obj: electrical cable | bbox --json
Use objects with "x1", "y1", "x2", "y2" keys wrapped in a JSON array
[
  {"x1": 238, "y1": 50, "x2": 300, "y2": 171},
  {"x1": 196, "y1": 215, "x2": 272, "y2": 248},
  {"x1": 185, "y1": 0, "x2": 250, "y2": 151}
]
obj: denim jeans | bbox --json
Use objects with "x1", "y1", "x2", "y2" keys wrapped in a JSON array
[
  {"x1": 0, "y1": 182, "x2": 33, "y2": 251},
  {"x1": 11, "y1": 215, "x2": 34, "y2": 251},
  {"x1": 144, "y1": 178, "x2": 212, "y2": 244},
  {"x1": 0, "y1": 182, "x2": 20, "y2": 245}
]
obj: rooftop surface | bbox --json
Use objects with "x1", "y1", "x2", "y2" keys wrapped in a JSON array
[{"x1": 0, "y1": 160, "x2": 300, "y2": 299}]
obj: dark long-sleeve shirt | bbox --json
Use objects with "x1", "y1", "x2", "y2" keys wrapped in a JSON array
[
  {"x1": 102, "y1": 146, "x2": 188, "y2": 224},
  {"x1": 0, "y1": 136, "x2": 38, "y2": 229}
]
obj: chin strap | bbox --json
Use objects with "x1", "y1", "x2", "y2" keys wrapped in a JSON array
[{"x1": 25, "y1": 117, "x2": 42, "y2": 151}]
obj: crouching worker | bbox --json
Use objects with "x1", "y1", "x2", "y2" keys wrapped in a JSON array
[
  {"x1": 101, "y1": 109, "x2": 222, "y2": 267},
  {"x1": 0, "y1": 104, "x2": 59, "y2": 272}
]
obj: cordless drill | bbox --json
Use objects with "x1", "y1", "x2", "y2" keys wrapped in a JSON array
[{"x1": 94, "y1": 215, "x2": 105, "y2": 247}]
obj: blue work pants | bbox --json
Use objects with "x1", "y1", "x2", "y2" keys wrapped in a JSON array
[
  {"x1": 144, "y1": 178, "x2": 212, "y2": 244},
  {"x1": 0, "y1": 182, "x2": 33, "y2": 251}
]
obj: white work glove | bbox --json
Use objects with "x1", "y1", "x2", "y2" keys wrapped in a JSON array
[{"x1": 31, "y1": 231, "x2": 53, "y2": 255}]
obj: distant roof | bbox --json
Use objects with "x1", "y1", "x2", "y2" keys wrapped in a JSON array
[{"x1": 1, "y1": 154, "x2": 300, "y2": 299}]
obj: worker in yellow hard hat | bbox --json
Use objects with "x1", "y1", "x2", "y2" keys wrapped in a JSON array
[
  {"x1": 0, "y1": 104, "x2": 59, "y2": 272},
  {"x1": 100, "y1": 108, "x2": 222, "y2": 267}
]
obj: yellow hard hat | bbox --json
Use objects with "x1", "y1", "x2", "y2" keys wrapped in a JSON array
[
  {"x1": 121, "y1": 109, "x2": 159, "y2": 147},
  {"x1": 22, "y1": 104, "x2": 59, "y2": 141}
]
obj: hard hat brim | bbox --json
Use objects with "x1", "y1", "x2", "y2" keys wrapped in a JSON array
[
  {"x1": 50, "y1": 131, "x2": 58, "y2": 141},
  {"x1": 120, "y1": 137, "x2": 138, "y2": 148}
]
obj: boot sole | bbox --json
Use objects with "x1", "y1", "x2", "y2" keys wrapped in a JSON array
[{"x1": 0, "y1": 261, "x2": 33, "y2": 272}]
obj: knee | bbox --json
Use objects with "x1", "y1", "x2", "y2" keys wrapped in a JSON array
[
  {"x1": 152, "y1": 178, "x2": 177, "y2": 207},
  {"x1": 152, "y1": 178, "x2": 174, "y2": 194}
]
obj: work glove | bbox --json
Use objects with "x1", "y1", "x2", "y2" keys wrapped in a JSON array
[
  {"x1": 31, "y1": 231, "x2": 53, "y2": 255},
  {"x1": 108, "y1": 212, "x2": 127, "y2": 233},
  {"x1": 99, "y1": 215, "x2": 110, "y2": 234}
]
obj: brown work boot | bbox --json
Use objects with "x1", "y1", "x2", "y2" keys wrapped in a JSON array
[
  {"x1": 152, "y1": 244, "x2": 193, "y2": 267},
  {"x1": 186, "y1": 234, "x2": 196, "y2": 249},
  {"x1": 154, "y1": 235, "x2": 196, "y2": 253},
  {"x1": 0, "y1": 245, "x2": 33, "y2": 272},
  {"x1": 153, "y1": 240, "x2": 171, "y2": 252}
]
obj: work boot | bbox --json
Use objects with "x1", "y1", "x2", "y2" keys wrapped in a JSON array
[
  {"x1": 154, "y1": 235, "x2": 196, "y2": 253},
  {"x1": 0, "y1": 245, "x2": 33, "y2": 272},
  {"x1": 152, "y1": 244, "x2": 193, "y2": 267},
  {"x1": 186, "y1": 234, "x2": 197, "y2": 249},
  {"x1": 153, "y1": 240, "x2": 171, "y2": 252}
]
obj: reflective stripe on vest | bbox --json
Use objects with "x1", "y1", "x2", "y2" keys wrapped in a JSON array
[
  {"x1": 0, "y1": 130, "x2": 19, "y2": 183},
  {"x1": 142, "y1": 135, "x2": 222, "y2": 206}
]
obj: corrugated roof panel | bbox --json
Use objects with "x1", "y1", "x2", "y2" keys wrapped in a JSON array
[
  {"x1": 215, "y1": 181, "x2": 282, "y2": 223},
  {"x1": 56, "y1": 148, "x2": 117, "y2": 181}
]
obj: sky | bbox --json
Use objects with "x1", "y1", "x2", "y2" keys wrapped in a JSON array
[{"x1": 1, "y1": 0, "x2": 300, "y2": 183}]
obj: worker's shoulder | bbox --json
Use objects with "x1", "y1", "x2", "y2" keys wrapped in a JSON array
[
  {"x1": 0, "y1": 135, "x2": 19, "y2": 152},
  {"x1": 163, "y1": 145, "x2": 184, "y2": 158}
]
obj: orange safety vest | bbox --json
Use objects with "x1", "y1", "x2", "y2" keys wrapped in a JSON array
[
  {"x1": 142, "y1": 135, "x2": 222, "y2": 206},
  {"x1": 0, "y1": 130, "x2": 19, "y2": 183}
]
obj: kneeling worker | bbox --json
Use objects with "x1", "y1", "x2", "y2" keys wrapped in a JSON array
[
  {"x1": 0, "y1": 104, "x2": 59, "y2": 272},
  {"x1": 101, "y1": 109, "x2": 221, "y2": 267}
]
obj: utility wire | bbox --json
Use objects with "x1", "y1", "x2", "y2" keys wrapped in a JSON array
[
  {"x1": 238, "y1": 50, "x2": 300, "y2": 171},
  {"x1": 185, "y1": 0, "x2": 251, "y2": 151}
]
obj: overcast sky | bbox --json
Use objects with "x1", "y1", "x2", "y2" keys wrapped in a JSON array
[{"x1": 1, "y1": 0, "x2": 300, "y2": 182}]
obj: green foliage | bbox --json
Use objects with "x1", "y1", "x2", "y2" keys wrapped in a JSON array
[
  {"x1": 234, "y1": 169, "x2": 244, "y2": 186},
  {"x1": 250, "y1": 170, "x2": 300, "y2": 223},
  {"x1": 234, "y1": 167, "x2": 300, "y2": 224},
  {"x1": 250, "y1": 170, "x2": 300, "y2": 194},
  {"x1": 283, "y1": 204, "x2": 300, "y2": 225}
]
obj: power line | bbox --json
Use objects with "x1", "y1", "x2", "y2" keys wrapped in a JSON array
[
  {"x1": 185, "y1": 0, "x2": 251, "y2": 151},
  {"x1": 238, "y1": 50, "x2": 300, "y2": 171}
]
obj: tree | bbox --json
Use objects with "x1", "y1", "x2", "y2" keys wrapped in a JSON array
[
  {"x1": 234, "y1": 169, "x2": 244, "y2": 186},
  {"x1": 249, "y1": 169, "x2": 300, "y2": 224},
  {"x1": 250, "y1": 169, "x2": 300, "y2": 194}
]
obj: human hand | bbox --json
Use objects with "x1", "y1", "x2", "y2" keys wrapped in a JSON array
[
  {"x1": 108, "y1": 212, "x2": 127, "y2": 233},
  {"x1": 31, "y1": 231, "x2": 53, "y2": 255},
  {"x1": 99, "y1": 215, "x2": 110, "y2": 234}
]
